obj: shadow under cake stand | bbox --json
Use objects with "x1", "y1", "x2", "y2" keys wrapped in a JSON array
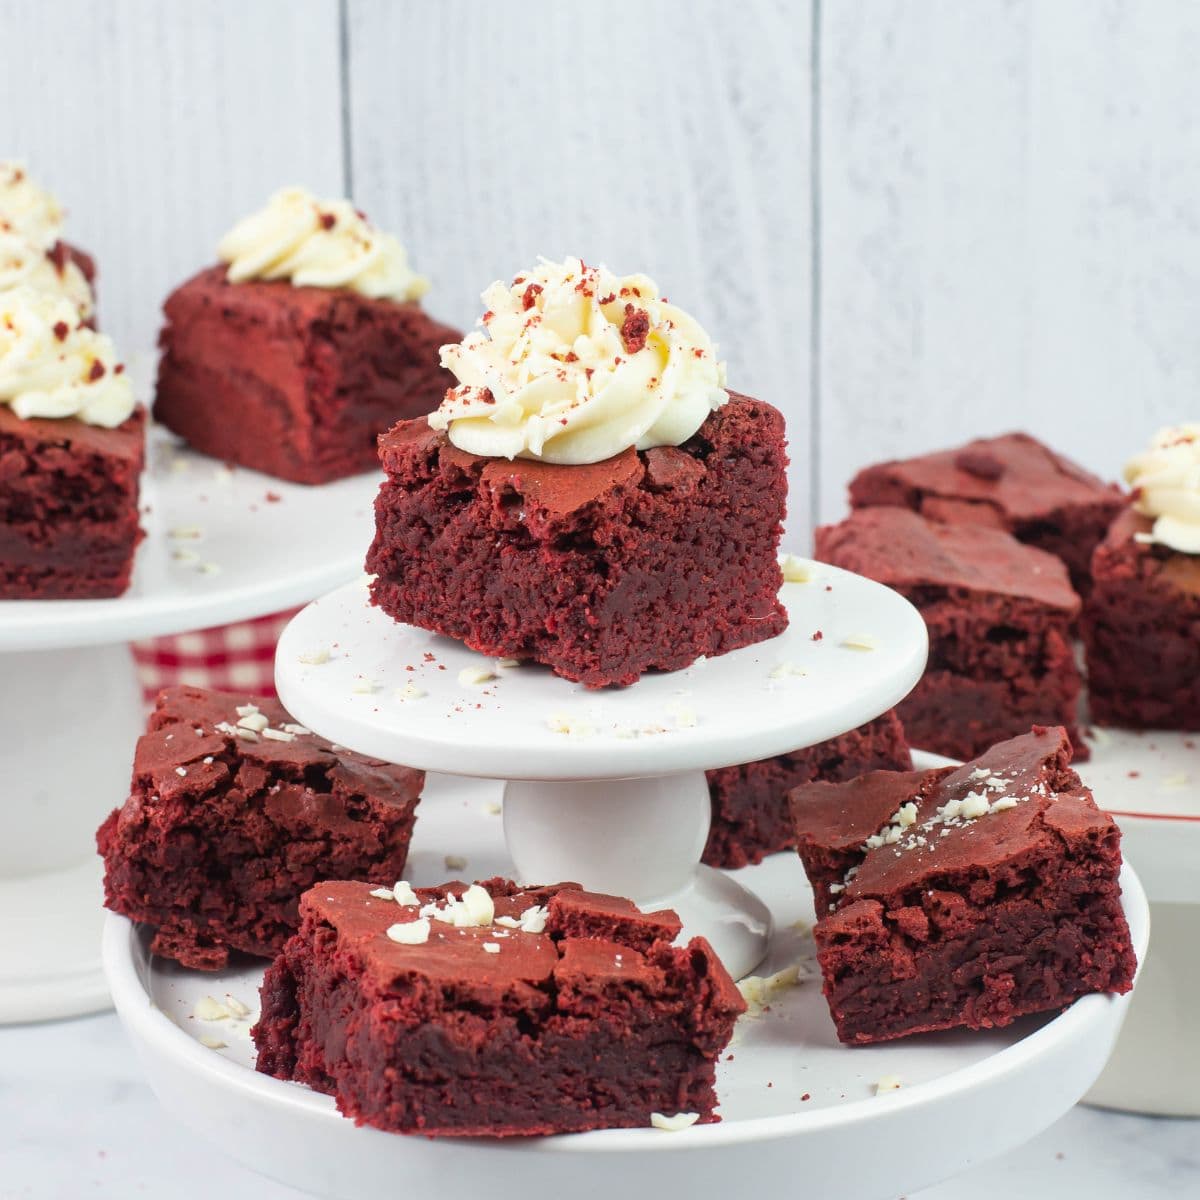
[
  {"x1": 0, "y1": 426, "x2": 379, "y2": 1023},
  {"x1": 273, "y1": 563, "x2": 929, "y2": 978}
]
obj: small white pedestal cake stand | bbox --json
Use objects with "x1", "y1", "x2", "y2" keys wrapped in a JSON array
[
  {"x1": 0, "y1": 426, "x2": 378, "y2": 1023},
  {"x1": 273, "y1": 563, "x2": 929, "y2": 978}
]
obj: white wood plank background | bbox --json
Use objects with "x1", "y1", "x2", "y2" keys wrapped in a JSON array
[
  {"x1": 346, "y1": 0, "x2": 815, "y2": 533},
  {"x1": 0, "y1": 0, "x2": 344, "y2": 354},
  {"x1": 5, "y1": 0, "x2": 1200, "y2": 543},
  {"x1": 818, "y1": 0, "x2": 1200, "y2": 523}
]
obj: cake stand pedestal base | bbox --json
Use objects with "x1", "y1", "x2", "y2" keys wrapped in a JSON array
[
  {"x1": 503, "y1": 773, "x2": 771, "y2": 978},
  {"x1": 0, "y1": 642, "x2": 142, "y2": 1022}
]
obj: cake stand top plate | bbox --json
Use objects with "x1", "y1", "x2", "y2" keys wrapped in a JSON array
[
  {"x1": 0, "y1": 426, "x2": 378, "y2": 651},
  {"x1": 274, "y1": 561, "x2": 929, "y2": 781},
  {"x1": 102, "y1": 772, "x2": 1148, "y2": 1200}
]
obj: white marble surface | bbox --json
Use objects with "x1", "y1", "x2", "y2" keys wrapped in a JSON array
[{"x1": 1, "y1": 1013, "x2": 1195, "y2": 1200}]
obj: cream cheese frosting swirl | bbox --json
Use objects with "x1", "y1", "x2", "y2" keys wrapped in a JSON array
[
  {"x1": 0, "y1": 287, "x2": 134, "y2": 428},
  {"x1": 429, "y1": 256, "x2": 729, "y2": 464},
  {"x1": 0, "y1": 162, "x2": 65, "y2": 250},
  {"x1": 217, "y1": 187, "x2": 430, "y2": 303},
  {"x1": 0, "y1": 231, "x2": 94, "y2": 319},
  {"x1": 1125, "y1": 424, "x2": 1200, "y2": 554}
]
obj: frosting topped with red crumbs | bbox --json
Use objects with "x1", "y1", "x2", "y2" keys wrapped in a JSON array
[{"x1": 430, "y1": 256, "x2": 728, "y2": 465}]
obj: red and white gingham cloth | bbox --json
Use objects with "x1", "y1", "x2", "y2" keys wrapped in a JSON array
[{"x1": 131, "y1": 608, "x2": 299, "y2": 703}]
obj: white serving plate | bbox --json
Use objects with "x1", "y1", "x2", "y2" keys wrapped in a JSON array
[
  {"x1": 104, "y1": 773, "x2": 1149, "y2": 1200},
  {"x1": 1076, "y1": 727, "x2": 1199, "y2": 1115}
]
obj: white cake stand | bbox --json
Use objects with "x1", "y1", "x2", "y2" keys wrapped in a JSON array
[
  {"x1": 0, "y1": 424, "x2": 378, "y2": 1023},
  {"x1": 102, "y1": 771, "x2": 1149, "y2": 1200},
  {"x1": 273, "y1": 562, "x2": 929, "y2": 978}
]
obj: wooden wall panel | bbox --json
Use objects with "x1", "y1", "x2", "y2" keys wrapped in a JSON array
[
  {"x1": 818, "y1": 0, "x2": 1200, "y2": 524},
  {"x1": 0, "y1": 0, "x2": 344, "y2": 353}
]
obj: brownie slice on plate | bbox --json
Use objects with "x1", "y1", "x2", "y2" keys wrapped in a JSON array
[
  {"x1": 703, "y1": 709, "x2": 911, "y2": 868},
  {"x1": 254, "y1": 879, "x2": 744, "y2": 1136},
  {"x1": 815, "y1": 506, "x2": 1084, "y2": 761},
  {"x1": 368, "y1": 396, "x2": 788, "y2": 688},
  {"x1": 790, "y1": 726, "x2": 1136, "y2": 1044},
  {"x1": 848, "y1": 432, "x2": 1123, "y2": 595},
  {"x1": 155, "y1": 266, "x2": 459, "y2": 485},
  {"x1": 0, "y1": 400, "x2": 144, "y2": 599},
  {"x1": 1083, "y1": 508, "x2": 1200, "y2": 729},
  {"x1": 97, "y1": 686, "x2": 423, "y2": 970}
]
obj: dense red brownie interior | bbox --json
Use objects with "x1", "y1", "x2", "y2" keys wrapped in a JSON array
[
  {"x1": 98, "y1": 686, "x2": 423, "y2": 969},
  {"x1": 1082, "y1": 508, "x2": 1200, "y2": 729},
  {"x1": 815, "y1": 506, "x2": 1085, "y2": 760},
  {"x1": 0, "y1": 404, "x2": 144, "y2": 599},
  {"x1": 367, "y1": 395, "x2": 788, "y2": 687},
  {"x1": 703, "y1": 709, "x2": 911, "y2": 868},
  {"x1": 848, "y1": 432, "x2": 1123, "y2": 595},
  {"x1": 154, "y1": 266, "x2": 459, "y2": 484},
  {"x1": 254, "y1": 879, "x2": 744, "y2": 1136},
  {"x1": 790, "y1": 727, "x2": 1136, "y2": 1043}
]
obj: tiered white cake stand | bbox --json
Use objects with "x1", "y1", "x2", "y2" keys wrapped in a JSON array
[
  {"x1": 0, "y1": 425, "x2": 378, "y2": 1023},
  {"x1": 103, "y1": 562, "x2": 1149, "y2": 1200}
]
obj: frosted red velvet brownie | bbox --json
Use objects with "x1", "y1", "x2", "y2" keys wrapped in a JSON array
[
  {"x1": 848, "y1": 432, "x2": 1123, "y2": 595},
  {"x1": 254, "y1": 879, "x2": 745, "y2": 1136},
  {"x1": 1083, "y1": 427, "x2": 1200, "y2": 729},
  {"x1": 368, "y1": 256, "x2": 788, "y2": 687},
  {"x1": 155, "y1": 188, "x2": 458, "y2": 484},
  {"x1": 98, "y1": 686, "x2": 423, "y2": 970},
  {"x1": 790, "y1": 727, "x2": 1136, "y2": 1044},
  {"x1": 0, "y1": 290, "x2": 143, "y2": 598},
  {"x1": 703, "y1": 709, "x2": 911, "y2": 868}
]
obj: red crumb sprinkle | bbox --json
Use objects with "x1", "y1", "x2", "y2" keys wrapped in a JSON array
[
  {"x1": 318, "y1": 211, "x2": 336, "y2": 230},
  {"x1": 693, "y1": 347, "x2": 705, "y2": 357},
  {"x1": 423, "y1": 652, "x2": 436, "y2": 663},
  {"x1": 597, "y1": 292, "x2": 615, "y2": 305},
  {"x1": 812, "y1": 630, "x2": 823, "y2": 641},
  {"x1": 481, "y1": 310, "x2": 494, "y2": 323},
  {"x1": 87, "y1": 359, "x2": 106, "y2": 381},
  {"x1": 801, "y1": 1093, "x2": 811, "y2": 1102},
  {"x1": 265, "y1": 491, "x2": 282, "y2": 503},
  {"x1": 1128, "y1": 770, "x2": 1140, "y2": 778},
  {"x1": 52, "y1": 320, "x2": 69, "y2": 341},
  {"x1": 563, "y1": 351, "x2": 579, "y2": 363},
  {"x1": 114, "y1": 364, "x2": 125, "y2": 374},
  {"x1": 522, "y1": 283, "x2": 543, "y2": 310}
]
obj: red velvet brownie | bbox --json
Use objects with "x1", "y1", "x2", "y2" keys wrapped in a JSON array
[
  {"x1": 815, "y1": 506, "x2": 1084, "y2": 760},
  {"x1": 98, "y1": 686, "x2": 423, "y2": 970},
  {"x1": 368, "y1": 396, "x2": 787, "y2": 687},
  {"x1": 1, "y1": 288, "x2": 142, "y2": 599},
  {"x1": 1082, "y1": 508, "x2": 1200, "y2": 729},
  {"x1": 154, "y1": 188, "x2": 455, "y2": 484},
  {"x1": 254, "y1": 879, "x2": 744, "y2": 1136},
  {"x1": 849, "y1": 433, "x2": 1123, "y2": 595},
  {"x1": 1, "y1": 405, "x2": 144, "y2": 599},
  {"x1": 703, "y1": 709, "x2": 911, "y2": 868},
  {"x1": 155, "y1": 266, "x2": 458, "y2": 484},
  {"x1": 790, "y1": 727, "x2": 1136, "y2": 1043}
]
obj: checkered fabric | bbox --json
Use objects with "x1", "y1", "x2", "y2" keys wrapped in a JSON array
[{"x1": 131, "y1": 608, "x2": 299, "y2": 703}]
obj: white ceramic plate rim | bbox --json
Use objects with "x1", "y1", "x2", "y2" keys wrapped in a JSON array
[{"x1": 102, "y1": 860, "x2": 1148, "y2": 1155}]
